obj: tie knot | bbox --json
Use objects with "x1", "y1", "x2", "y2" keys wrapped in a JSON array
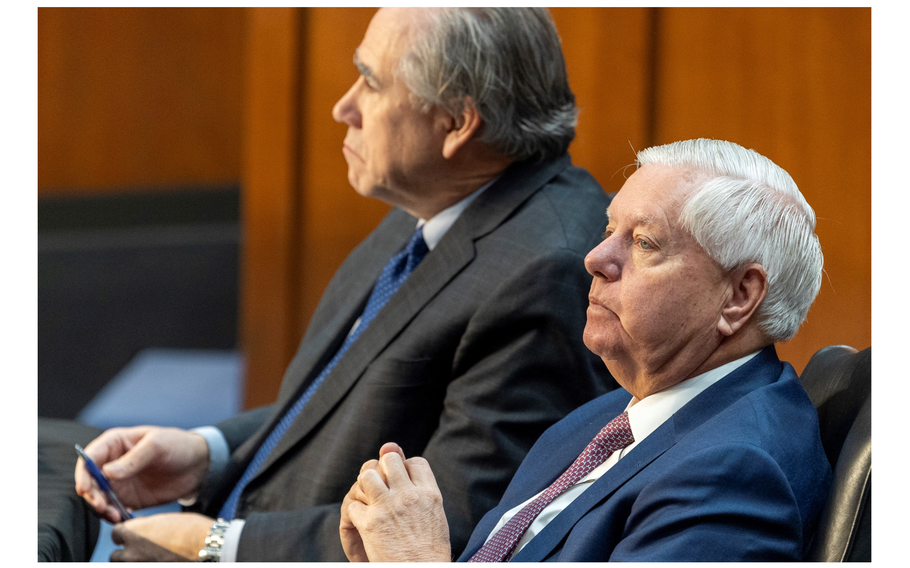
[
  {"x1": 596, "y1": 410, "x2": 634, "y2": 452},
  {"x1": 404, "y1": 226, "x2": 429, "y2": 269}
]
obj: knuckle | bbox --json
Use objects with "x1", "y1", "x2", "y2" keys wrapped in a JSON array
[
  {"x1": 408, "y1": 456, "x2": 429, "y2": 467},
  {"x1": 398, "y1": 488, "x2": 421, "y2": 508},
  {"x1": 368, "y1": 508, "x2": 390, "y2": 528}
]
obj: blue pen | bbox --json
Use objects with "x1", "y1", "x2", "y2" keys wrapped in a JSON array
[{"x1": 75, "y1": 444, "x2": 134, "y2": 521}]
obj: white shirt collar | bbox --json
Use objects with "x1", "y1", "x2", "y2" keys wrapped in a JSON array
[
  {"x1": 417, "y1": 177, "x2": 497, "y2": 250},
  {"x1": 623, "y1": 350, "x2": 762, "y2": 451}
]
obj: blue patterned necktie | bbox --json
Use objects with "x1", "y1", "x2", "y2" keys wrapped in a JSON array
[{"x1": 218, "y1": 226, "x2": 429, "y2": 520}]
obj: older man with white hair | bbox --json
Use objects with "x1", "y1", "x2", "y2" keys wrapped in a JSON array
[{"x1": 340, "y1": 138, "x2": 832, "y2": 562}]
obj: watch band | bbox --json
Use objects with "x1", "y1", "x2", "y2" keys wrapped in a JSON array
[{"x1": 198, "y1": 519, "x2": 231, "y2": 562}]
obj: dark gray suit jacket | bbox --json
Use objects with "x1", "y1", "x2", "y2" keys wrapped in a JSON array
[{"x1": 193, "y1": 154, "x2": 615, "y2": 561}]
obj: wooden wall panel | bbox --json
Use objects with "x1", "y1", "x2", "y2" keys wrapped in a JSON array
[
  {"x1": 653, "y1": 8, "x2": 871, "y2": 372},
  {"x1": 240, "y1": 8, "x2": 304, "y2": 409},
  {"x1": 551, "y1": 8, "x2": 653, "y2": 194},
  {"x1": 38, "y1": 8, "x2": 244, "y2": 194},
  {"x1": 241, "y1": 8, "x2": 385, "y2": 407}
]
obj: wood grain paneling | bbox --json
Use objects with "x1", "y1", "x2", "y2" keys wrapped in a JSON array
[
  {"x1": 38, "y1": 8, "x2": 245, "y2": 194},
  {"x1": 551, "y1": 8, "x2": 653, "y2": 194},
  {"x1": 240, "y1": 8, "x2": 304, "y2": 409}
]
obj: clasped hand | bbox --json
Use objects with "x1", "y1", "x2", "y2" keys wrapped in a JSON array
[{"x1": 340, "y1": 442, "x2": 452, "y2": 562}]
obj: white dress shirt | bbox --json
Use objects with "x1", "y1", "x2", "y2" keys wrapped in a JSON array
[
  {"x1": 189, "y1": 179, "x2": 495, "y2": 561},
  {"x1": 483, "y1": 351, "x2": 760, "y2": 557}
]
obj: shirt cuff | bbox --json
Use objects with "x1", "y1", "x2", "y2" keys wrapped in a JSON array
[
  {"x1": 219, "y1": 519, "x2": 245, "y2": 562},
  {"x1": 177, "y1": 426, "x2": 230, "y2": 506}
]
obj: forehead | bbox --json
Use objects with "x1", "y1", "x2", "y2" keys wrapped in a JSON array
[
  {"x1": 607, "y1": 165, "x2": 697, "y2": 229},
  {"x1": 358, "y1": 8, "x2": 425, "y2": 73}
]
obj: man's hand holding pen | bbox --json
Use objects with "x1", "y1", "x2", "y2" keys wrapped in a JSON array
[
  {"x1": 74, "y1": 426, "x2": 218, "y2": 560},
  {"x1": 74, "y1": 425, "x2": 210, "y2": 522}
]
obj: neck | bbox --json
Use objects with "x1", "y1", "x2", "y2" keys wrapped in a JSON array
[
  {"x1": 404, "y1": 153, "x2": 513, "y2": 220},
  {"x1": 609, "y1": 329, "x2": 770, "y2": 400}
]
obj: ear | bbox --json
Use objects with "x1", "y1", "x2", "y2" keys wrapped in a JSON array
[
  {"x1": 442, "y1": 96, "x2": 482, "y2": 159},
  {"x1": 717, "y1": 263, "x2": 768, "y2": 337}
]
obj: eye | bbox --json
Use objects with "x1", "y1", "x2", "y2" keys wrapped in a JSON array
[
  {"x1": 636, "y1": 238, "x2": 653, "y2": 250},
  {"x1": 602, "y1": 228, "x2": 614, "y2": 240}
]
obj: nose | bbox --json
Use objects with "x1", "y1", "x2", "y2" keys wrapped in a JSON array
[
  {"x1": 584, "y1": 237, "x2": 622, "y2": 282},
  {"x1": 332, "y1": 78, "x2": 363, "y2": 128}
]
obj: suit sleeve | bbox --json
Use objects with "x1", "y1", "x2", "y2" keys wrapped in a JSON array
[
  {"x1": 610, "y1": 443, "x2": 805, "y2": 561},
  {"x1": 233, "y1": 248, "x2": 613, "y2": 561},
  {"x1": 182, "y1": 405, "x2": 275, "y2": 513}
]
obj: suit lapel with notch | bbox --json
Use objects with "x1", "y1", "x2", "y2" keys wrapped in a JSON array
[
  {"x1": 249, "y1": 155, "x2": 575, "y2": 481},
  {"x1": 508, "y1": 346, "x2": 784, "y2": 561}
]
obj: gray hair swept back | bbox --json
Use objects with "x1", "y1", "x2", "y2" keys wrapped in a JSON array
[
  {"x1": 637, "y1": 139, "x2": 824, "y2": 342},
  {"x1": 397, "y1": 8, "x2": 577, "y2": 162}
]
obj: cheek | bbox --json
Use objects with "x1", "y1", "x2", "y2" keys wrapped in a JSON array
[
  {"x1": 608, "y1": 277, "x2": 680, "y2": 343},
  {"x1": 632, "y1": 279, "x2": 722, "y2": 342}
]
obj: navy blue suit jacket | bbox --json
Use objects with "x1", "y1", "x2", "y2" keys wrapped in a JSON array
[{"x1": 458, "y1": 346, "x2": 832, "y2": 562}]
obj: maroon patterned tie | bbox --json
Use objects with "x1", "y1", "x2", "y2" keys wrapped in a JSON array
[{"x1": 468, "y1": 411, "x2": 634, "y2": 562}]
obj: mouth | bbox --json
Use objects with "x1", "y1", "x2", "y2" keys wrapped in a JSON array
[
  {"x1": 587, "y1": 296, "x2": 615, "y2": 316},
  {"x1": 342, "y1": 143, "x2": 364, "y2": 163}
]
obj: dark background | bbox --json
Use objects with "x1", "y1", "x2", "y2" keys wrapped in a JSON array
[{"x1": 38, "y1": 187, "x2": 240, "y2": 418}]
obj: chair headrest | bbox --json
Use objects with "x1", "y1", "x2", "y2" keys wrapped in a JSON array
[{"x1": 798, "y1": 345, "x2": 871, "y2": 467}]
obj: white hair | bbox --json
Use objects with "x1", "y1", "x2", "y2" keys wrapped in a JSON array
[
  {"x1": 637, "y1": 139, "x2": 823, "y2": 342},
  {"x1": 397, "y1": 8, "x2": 577, "y2": 162}
]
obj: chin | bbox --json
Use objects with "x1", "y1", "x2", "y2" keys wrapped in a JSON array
[
  {"x1": 351, "y1": 182, "x2": 374, "y2": 199},
  {"x1": 583, "y1": 327, "x2": 620, "y2": 360},
  {"x1": 346, "y1": 172, "x2": 376, "y2": 199}
]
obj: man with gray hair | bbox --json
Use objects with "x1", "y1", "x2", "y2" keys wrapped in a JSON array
[
  {"x1": 75, "y1": 7, "x2": 614, "y2": 561},
  {"x1": 340, "y1": 138, "x2": 833, "y2": 562}
]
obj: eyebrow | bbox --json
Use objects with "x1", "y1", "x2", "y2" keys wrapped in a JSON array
[
  {"x1": 605, "y1": 206, "x2": 656, "y2": 227},
  {"x1": 353, "y1": 49, "x2": 376, "y2": 84}
]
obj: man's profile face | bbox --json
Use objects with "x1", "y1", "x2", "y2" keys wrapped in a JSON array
[
  {"x1": 332, "y1": 8, "x2": 449, "y2": 213},
  {"x1": 582, "y1": 165, "x2": 731, "y2": 398}
]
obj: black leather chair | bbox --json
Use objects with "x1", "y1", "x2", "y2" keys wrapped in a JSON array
[{"x1": 798, "y1": 346, "x2": 871, "y2": 561}]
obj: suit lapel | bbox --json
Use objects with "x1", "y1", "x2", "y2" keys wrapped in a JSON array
[
  {"x1": 511, "y1": 422, "x2": 677, "y2": 561},
  {"x1": 251, "y1": 156, "x2": 574, "y2": 480},
  {"x1": 271, "y1": 214, "x2": 414, "y2": 406},
  {"x1": 511, "y1": 346, "x2": 783, "y2": 561}
]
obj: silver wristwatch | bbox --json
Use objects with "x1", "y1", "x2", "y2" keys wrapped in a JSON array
[{"x1": 198, "y1": 519, "x2": 231, "y2": 562}]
